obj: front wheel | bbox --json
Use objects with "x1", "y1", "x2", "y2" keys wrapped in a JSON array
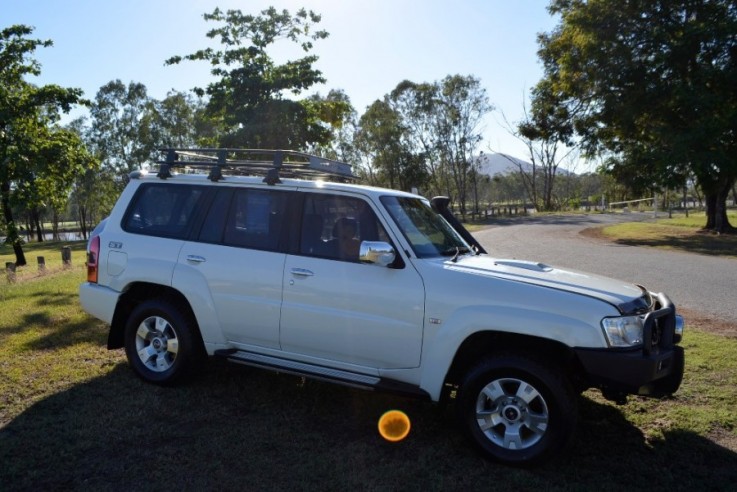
[
  {"x1": 124, "y1": 299, "x2": 201, "y2": 385},
  {"x1": 457, "y1": 354, "x2": 577, "y2": 466}
]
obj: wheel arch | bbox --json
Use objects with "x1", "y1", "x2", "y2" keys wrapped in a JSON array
[
  {"x1": 441, "y1": 331, "x2": 587, "y2": 401},
  {"x1": 108, "y1": 282, "x2": 203, "y2": 356}
]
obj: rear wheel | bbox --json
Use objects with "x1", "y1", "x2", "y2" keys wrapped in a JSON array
[
  {"x1": 457, "y1": 353, "x2": 577, "y2": 466},
  {"x1": 124, "y1": 299, "x2": 200, "y2": 384}
]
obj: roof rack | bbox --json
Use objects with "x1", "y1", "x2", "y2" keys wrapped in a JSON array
[{"x1": 155, "y1": 148, "x2": 355, "y2": 184}]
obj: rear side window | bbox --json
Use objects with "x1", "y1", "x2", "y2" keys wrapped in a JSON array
[
  {"x1": 222, "y1": 189, "x2": 288, "y2": 252},
  {"x1": 123, "y1": 183, "x2": 204, "y2": 239}
]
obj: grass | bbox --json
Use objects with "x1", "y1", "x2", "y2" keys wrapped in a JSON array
[
  {"x1": 591, "y1": 211, "x2": 737, "y2": 259},
  {"x1": 0, "y1": 253, "x2": 736, "y2": 490},
  {"x1": 1, "y1": 240, "x2": 88, "y2": 282}
]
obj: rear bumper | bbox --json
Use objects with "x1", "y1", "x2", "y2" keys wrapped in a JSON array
[{"x1": 79, "y1": 282, "x2": 119, "y2": 325}]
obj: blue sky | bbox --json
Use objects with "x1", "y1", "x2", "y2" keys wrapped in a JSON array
[{"x1": 4, "y1": 0, "x2": 559, "y2": 162}]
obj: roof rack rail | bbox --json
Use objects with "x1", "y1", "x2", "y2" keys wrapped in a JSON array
[{"x1": 155, "y1": 148, "x2": 356, "y2": 184}]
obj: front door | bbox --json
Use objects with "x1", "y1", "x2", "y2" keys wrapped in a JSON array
[{"x1": 280, "y1": 192, "x2": 425, "y2": 369}]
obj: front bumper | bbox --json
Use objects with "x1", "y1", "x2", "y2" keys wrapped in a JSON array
[
  {"x1": 575, "y1": 344, "x2": 684, "y2": 396},
  {"x1": 575, "y1": 292, "x2": 685, "y2": 397}
]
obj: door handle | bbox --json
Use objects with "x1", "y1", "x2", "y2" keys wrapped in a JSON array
[
  {"x1": 186, "y1": 255, "x2": 206, "y2": 263},
  {"x1": 290, "y1": 268, "x2": 314, "y2": 277}
]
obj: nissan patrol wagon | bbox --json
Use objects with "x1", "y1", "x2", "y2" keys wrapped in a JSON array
[{"x1": 80, "y1": 148, "x2": 685, "y2": 465}]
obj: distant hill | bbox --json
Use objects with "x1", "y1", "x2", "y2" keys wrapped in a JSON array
[
  {"x1": 475, "y1": 153, "x2": 533, "y2": 176},
  {"x1": 474, "y1": 153, "x2": 575, "y2": 177}
]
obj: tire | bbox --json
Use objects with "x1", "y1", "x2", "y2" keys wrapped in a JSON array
[
  {"x1": 124, "y1": 299, "x2": 201, "y2": 385},
  {"x1": 457, "y1": 353, "x2": 577, "y2": 466}
]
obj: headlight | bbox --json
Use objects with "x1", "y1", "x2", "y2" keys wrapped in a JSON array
[{"x1": 601, "y1": 315, "x2": 645, "y2": 347}]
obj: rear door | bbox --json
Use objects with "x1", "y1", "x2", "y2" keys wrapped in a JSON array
[{"x1": 175, "y1": 186, "x2": 293, "y2": 349}]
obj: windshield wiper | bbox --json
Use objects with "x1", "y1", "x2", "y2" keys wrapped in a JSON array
[{"x1": 442, "y1": 246, "x2": 471, "y2": 262}]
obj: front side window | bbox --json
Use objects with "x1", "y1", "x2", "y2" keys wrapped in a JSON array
[
  {"x1": 380, "y1": 196, "x2": 470, "y2": 258},
  {"x1": 300, "y1": 194, "x2": 390, "y2": 262},
  {"x1": 123, "y1": 184, "x2": 204, "y2": 239}
]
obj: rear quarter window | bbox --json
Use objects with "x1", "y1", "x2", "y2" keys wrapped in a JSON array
[{"x1": 122, "y1": 183, "x2": 205, "y2": 239}]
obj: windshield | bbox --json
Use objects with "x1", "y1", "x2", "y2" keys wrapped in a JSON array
[{"x1": 380, "y1": 196, "x2": 471, "y2": 259}]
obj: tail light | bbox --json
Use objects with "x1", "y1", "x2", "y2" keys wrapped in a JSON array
[{"x1": 87, "y1": 235, "x2": 100, "y2": 283}]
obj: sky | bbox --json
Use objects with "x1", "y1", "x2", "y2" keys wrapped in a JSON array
[{"x1": 3, "y1": 0, "x2": 560, "y2": 162}]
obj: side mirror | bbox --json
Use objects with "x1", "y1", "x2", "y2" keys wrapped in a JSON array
[{"x1": 359, "y1": 241, "x2": 396, "y2": 267}]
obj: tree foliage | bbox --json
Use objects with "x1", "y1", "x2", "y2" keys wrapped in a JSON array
[
  {"x1": 535, "y1": 0, "x2": 737, "y2": 232},
  {"x1": 166, "y1": 7, "x2": 349, "y2": 149},
  {"x1": 87, "y1": 80, "x2": 151, "y2": 181},
  {"x1": 0, "y1": 25, "x2": 86, "y2": 265},
  {"x1": 357, "y1": 76, "x2": 491, "y2": 217}
]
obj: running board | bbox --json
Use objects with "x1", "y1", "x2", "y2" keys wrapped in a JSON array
[{"x1": 214, "y1": 349, "x2": 430, "y2": 399}]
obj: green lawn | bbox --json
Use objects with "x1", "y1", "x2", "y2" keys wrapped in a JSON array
[
  {"x1": 1, "y1": 261, "x2": 736, "y2": 489},
  {"x1": 1, "y1": 240, "x2": 88, "y2": 281},
  {"x1": 594, "y1": 211, "x2": 737, "y2": 259}
]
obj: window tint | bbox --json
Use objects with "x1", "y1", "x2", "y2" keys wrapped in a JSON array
[
  {"x1": 123, "y1": 184, "x2": 204, "y2": 239},
  {"x1": 223, "y1": 189, "x2": 288, "y2": 251},
  {"x1": 300, "y1": 194, "x2": 390, "y2": 261}
]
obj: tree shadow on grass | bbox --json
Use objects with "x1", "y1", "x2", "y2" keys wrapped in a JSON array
[
  {"x1": 0, "y1": 312, "x2": 105, "y2": 349},
  {"x1": 1, "y1": 362, "x2": 735, "y2": 491},
  {"x1": 29, "y1": 289, "x2": 80, "y2": 307},
  {"x1": 614, "y1": 233, "x2": 737, "y2": 258}
]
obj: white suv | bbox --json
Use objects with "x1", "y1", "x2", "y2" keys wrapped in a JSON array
[{"x1": 80, "y1": 148, "x2": 685, "y2": 465}]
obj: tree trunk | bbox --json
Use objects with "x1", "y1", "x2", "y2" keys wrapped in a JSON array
[
  {"x1": 52, "y1": 208, "x2": 60, "y2": 241},
  {"x1": 1, "y1": 180, "x2": 27, "y2": 266},
  {"x1": 704, "y1": 177, "x2": 736, "y2": 234},
  {"x1": 78, "y1": 205, "x2": 89, "y2": 241},
  {"x1": 32, "y1": 209, "x2": 44, "y2": 242}
]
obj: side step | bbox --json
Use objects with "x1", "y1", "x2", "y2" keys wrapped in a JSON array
[{"x1": 214, "y1": 349, "x2": 430, "y2": 400}]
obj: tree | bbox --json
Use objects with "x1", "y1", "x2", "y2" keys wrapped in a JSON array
[
  {"x1": 139, "y1": 90, "x2": 204, "y2": 150},
  {"x1": 166, "y1": 7, "x2": 342, "y2": 149},
  {"x1": 433, "y1": 75, "x2": 492, "y2": 219},
  {"x1": 354, "y1": 99, "x2": 427, "y2": 191},
  {"x1": 64, "y1": 117, "x2": 115, "y2": 239},
  {"x1": 388, "y1": 80, "x2": 447, "y2": 196},
  {"x1": 302, "y1": 89, "x2": 355, "y2": 160},
  {"x1": 87, "y1": 80, "x2": 151, "y2": 183},
  {"x1": 0, "y1": 25, "x2": 84, "y2": 265},
  {"x1": 536, "y1": 0, "x2": 737, "y2": 232},
  {"x1": 504, "y1": 76, "x2": 579, "y2": 211},
  {"x1": 13, "y1": 126, "x2": 95, "y2": 241}
]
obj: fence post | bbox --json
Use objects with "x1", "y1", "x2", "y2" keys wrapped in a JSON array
[
  {"x1": 5, "y1": 262, "x2": 16, "y2": 283},
  {"x1": 38, "y1": 256, "x2": 46, "y2": 273},
  {"x1": 61, "y1": 246, "x2": 72, "y2": 268}
]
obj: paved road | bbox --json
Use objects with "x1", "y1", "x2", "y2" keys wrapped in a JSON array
[{"x1": 472, "y1": 213, "x2": 736, "y2": 325}]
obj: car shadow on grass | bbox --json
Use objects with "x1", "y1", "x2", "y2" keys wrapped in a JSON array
[{"x1": 1, "y1": 361, "x2": 736, "y2": 491}]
